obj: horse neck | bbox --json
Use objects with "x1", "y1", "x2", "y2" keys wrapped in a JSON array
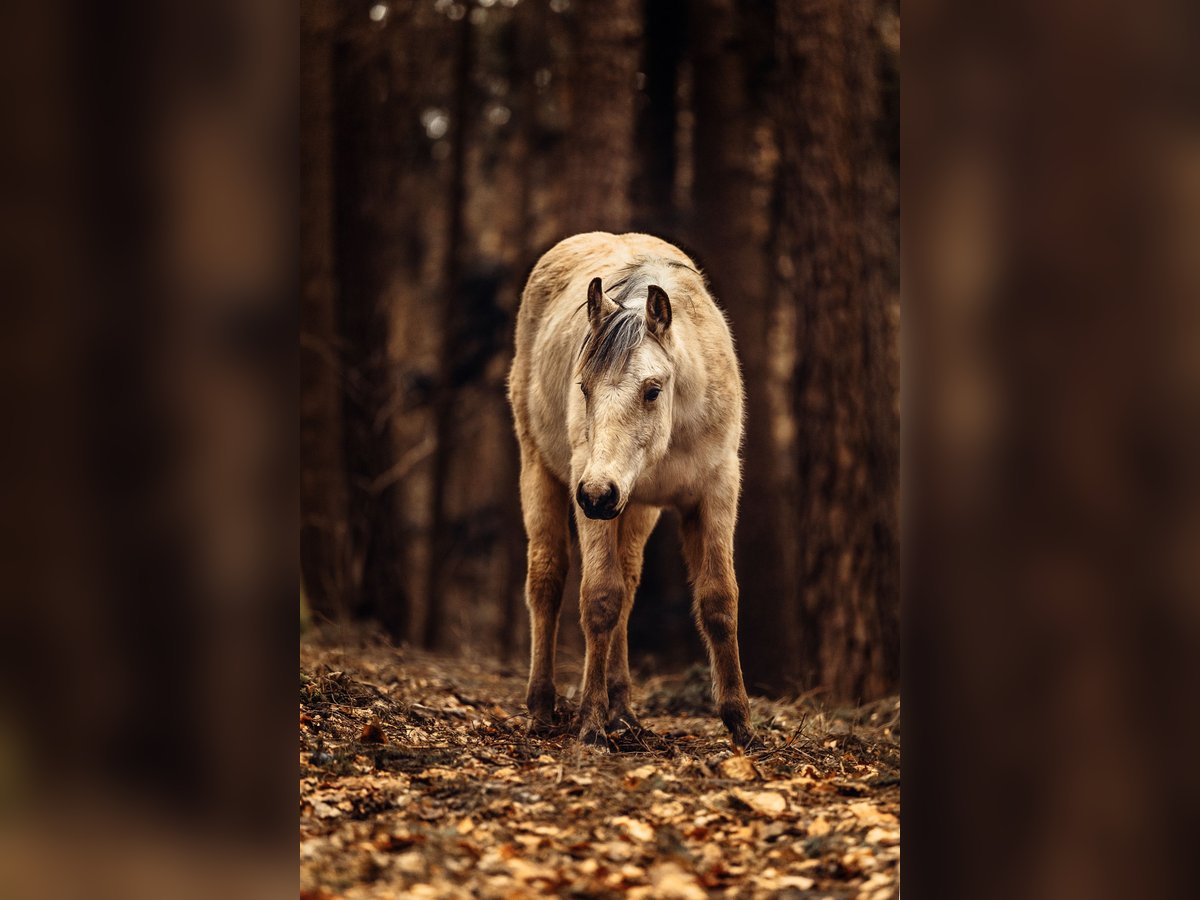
[{"x1": 668, "y1": 315, "x2": 709, "y2": 435}]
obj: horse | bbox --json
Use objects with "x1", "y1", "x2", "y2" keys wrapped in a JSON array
[{"x1": 507, "y1": 231, "x2": 755, "y2": 749}]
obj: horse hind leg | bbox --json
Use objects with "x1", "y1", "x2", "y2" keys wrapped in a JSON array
[
  {"x1": 606, "y1": 505, "x2": 660, "y2": 730},
  {"x1": 519, "y1": 450, "x2": 569, "y2": 732},
  {"x1": 680, "y1": 482, "x2": 757, "y2": 750}
]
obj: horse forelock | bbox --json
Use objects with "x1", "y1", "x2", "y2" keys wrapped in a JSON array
[
  {"x1": 576, "y1": 257, "x2": 691, "y2": 381},
  {"x1": 577, "y1": 305, "x2": 648, "y2": 382}
]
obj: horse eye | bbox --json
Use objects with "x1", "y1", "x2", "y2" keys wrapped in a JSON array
[
  {"x1": 580, "y1": 383, "x2": 588, "y2": 398},
  {"x1": 645, "y1": 387, "x2": 661, "y2": 402}
]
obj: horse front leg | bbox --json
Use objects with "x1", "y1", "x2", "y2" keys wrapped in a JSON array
[
  {"x1": 681, "y1": 474, "x2": 756, "y2": 749},
  {"x1": 606, "y1": 505, "x2": 661, "y2": 729},
  {"x1": 576, "y1": 516, "x2": 623, "y2": 748},
  {"x1": 519, "y1": 450, "x2": 569, "y2": 731}
]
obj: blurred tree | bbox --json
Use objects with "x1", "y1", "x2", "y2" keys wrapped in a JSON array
[
  {"x1": 633, "y1": 0, "x2": 684, "y2": 234},
  {"x1": 300, "y1": 0, "x2": 352, "y2": 620},
  {"x1": 776, "y1": 0, "x2": 900, "y2": 700},
  {"x1": 558, "y1": 0, "x2": 641, "y2": 234},
  {"x1": 423, "y1": 9, "x2": 475, "y2": 651},
  {"x1": 689, "y1": 0, "x2": 802, "y2": 693},
  {"x1": 329, "y1": 2, "x2": 424, "y2": 637}
]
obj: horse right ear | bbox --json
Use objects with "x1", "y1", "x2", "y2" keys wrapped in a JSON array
[{"x1": 586, "y1": 277, "x2": 613, "y2": 331}]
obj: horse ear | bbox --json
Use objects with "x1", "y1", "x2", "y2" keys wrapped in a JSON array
[
  {"x1": 646, "y1": 285, "x2": 672, "y2": 337},
  {"x1": 587, "y1": 277, "x2": 612, "y2": 331}
]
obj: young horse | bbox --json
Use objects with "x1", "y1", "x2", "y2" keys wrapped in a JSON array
[{"x1": 508, "y1": 231, "x2": 755, "y2": 749}]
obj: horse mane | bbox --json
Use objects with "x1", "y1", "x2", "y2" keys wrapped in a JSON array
[{"x1": 576, "y1": 257, "x2": 699, "y2": 381}]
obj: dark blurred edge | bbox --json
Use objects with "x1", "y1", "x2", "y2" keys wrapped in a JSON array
[
  {"x1": 905, "y1": 0, "x2": 1200, "y2": 898},
  {"x1": 0, "y1": 0, "x2": 1198, "y2": 897},
  {"x1": 0, "y1": 0, "x2": 296, "y2": 897}
]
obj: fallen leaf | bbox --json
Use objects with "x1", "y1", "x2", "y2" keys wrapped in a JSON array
[
  {"x1": 311, "y1": 798, "x2": 341, "y2": 819},
  {"x1": 394, "y1": 850, "x2": 425, "y2": 875},
  {"x1": 778, "y1": 875, "x2": 815, "y2": 890},
  {"x1": 865, "y1": 824, "x2": 900, "y2": 846},
  {"x1": 718, "y1": 754, "x2": 761, "y2": 781},
  {"x1": 848, "y1": 800, "x2": 899, "y2": 826},
  {"x1": 731, "y1": 789, "x2": 787, "y2": 816},
  {"x1": 612, "y1": 816, "x2": 655, "y2": 842},
  {"x1": 593, "y1": 840, "x2": 636, "y2": 861},
  {"x1": 644, "y1": 862, "x2": 707, "y2": 900},
  {"x1": 840, "y1": 846, "x2": 878, "y2": 875},
  {"x1": 808, "y1": 815, "x2": 832, "y2": 836},
  {"x1": 624, "y1": 764, "x2": 659, "y2": 789},
  {"x1": 649, "y1": 799, "x2": 686, "y2": 819}
]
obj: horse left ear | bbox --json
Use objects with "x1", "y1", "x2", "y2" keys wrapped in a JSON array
[{"x1": 646, "y1": 285, "x2": 672, "y2": 337}]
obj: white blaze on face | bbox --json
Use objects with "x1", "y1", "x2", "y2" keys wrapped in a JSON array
[
  {"x1": 577, "y1": 340, "x2": 673, "y2": 512},
  {"x1": 573, "y1": 275, "x2": 676, "y2": 518}
]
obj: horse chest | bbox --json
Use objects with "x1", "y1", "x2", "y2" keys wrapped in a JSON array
[{"x1": 630, "y1": 446, "x2": 711, "y2": 509}]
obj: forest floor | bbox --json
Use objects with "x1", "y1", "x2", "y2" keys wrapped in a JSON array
[{"x1": 300, "y1": 626, "x2": 900, "y2": 899}]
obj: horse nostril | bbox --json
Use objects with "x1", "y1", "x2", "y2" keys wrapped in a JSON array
[
  {"x1": 576, "y1": 481, "x2": 621, "y2": 518},
  {"x1": 601, "y1": 482, "x2": 619, "y2": 509}
]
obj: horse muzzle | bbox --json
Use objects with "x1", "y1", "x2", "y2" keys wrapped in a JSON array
[{"x1": 576, "y1": 480, "x2": 622, "y2": 520}]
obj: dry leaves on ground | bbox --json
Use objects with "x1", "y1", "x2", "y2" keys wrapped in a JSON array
[{"x1": 300, "y1": 625, "x2": 900, "y2": 899}]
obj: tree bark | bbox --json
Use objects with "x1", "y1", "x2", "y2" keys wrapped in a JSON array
[
  {"x1": 558, "y1": 0, "x2": 641, "y2": 235},
  {"x1": 422, "y1": 10, "x2": 475, "y2": 651},
  {"x1": 330, "y1": 4, "x2": 415, "y2": 636},
  {"x1": 632, "y1": 0, "x2": 684, "y2": 233},
  {"x1": 300, "y1": 0, "x2": 352, "y2": 620},
  {"x1": 776, "y1": 0, "x2": 900, "y2": 700},
  {"x1": 689, "y1": 0, "x2": 801, "y2": 693}
]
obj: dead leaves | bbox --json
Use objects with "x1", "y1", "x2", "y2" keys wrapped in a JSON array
[
  {"x1": 717, "y1": 752, "x2": 762, "y2": 781},
  {"x1": 730, "y1": 788, "x2": 788, "y2": 816},
  {"x1": 636, "y1": 862, "x2": 707, "y2": 900},
  {"x1": 611, "y1": 815, "x2": 656, "y2": 842},
  {"x1": 299, "y1": 629, "x2": 900, "y2": 899},
  {"x1": 849, "y1": 799, "x2": 899, "y2": 826}
]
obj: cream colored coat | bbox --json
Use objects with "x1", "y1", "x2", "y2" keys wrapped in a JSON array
[{"x1": 508, "y1": 232, "x2": 755, "y2": 749}]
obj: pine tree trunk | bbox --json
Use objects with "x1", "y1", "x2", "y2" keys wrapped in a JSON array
[
  {"x1": 558, "y1": 0, "x2": 641, "y2": 234},
  {"x1": 690, "y1": 0, "x2": 801, "y2": 693},
  {"x1": 300, "y1": 0, "x2": 352, "y2": 620},
  {"x1": 329, "y1": 5, "x2": 415, "y2": 636},
  {"x1": 776, "y1": 0, "x2": 900, "y2": 700},
  {"x1": 423, "y1": 10, "x2": 475, "y2": 651}
]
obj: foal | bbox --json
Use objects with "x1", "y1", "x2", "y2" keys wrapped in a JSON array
[{"x1": 507, "y1": 232, "x2": 754, "y2": 749}]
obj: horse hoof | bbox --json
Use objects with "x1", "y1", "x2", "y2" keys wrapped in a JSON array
[
  {"x1": 606, "y1": 707, "x2": 642, "y2": 731},
  {"x1": 720, "y1": 702, "x2": 759, "y2": 750},
  {"x1": 579, "y1": 726, "x2": 610, "y2": 750},
  {"x1": 526, "y1": 683, "x2": 558, "y2": 728},
  {"x1": 730, "y1": 724, "x2": 762, "y2": 751}
]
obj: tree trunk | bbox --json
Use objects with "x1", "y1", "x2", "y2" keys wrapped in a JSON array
[
  {"x1": 632, "y1": 0, "x2": 684, "y2": 233},
  {"x1": 776, "y1": 0, "x2": 900, "y2": 700},
  {"x1": 300, "y1": 0, "x2": 352, "y2": 620},
  {"x1": 330, "y1": 5, "x2": 415, "y2": 637},
  {"x1": 689, "y1": 0, "x2": 801, "y2": 693},
  {"x1": 422, "y1": 10, "x2": 475, "y2": 651},
  {"x1": 558, "y1": 0, "x2": 641, "y2": 234}
]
